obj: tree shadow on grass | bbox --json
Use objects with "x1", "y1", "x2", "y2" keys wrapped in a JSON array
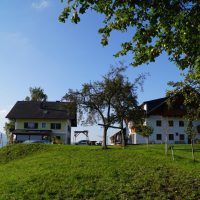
[{"x1": 175, "y1": 148, "x2": 200, "y2": 152}]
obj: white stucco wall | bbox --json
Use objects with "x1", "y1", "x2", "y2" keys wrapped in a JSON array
[
  {"x1": 128, "y1": 115, "x2": 200, "y2": 144},
  {"x1": 15, "y1": 119, "x2": 72, "y2": 144}
]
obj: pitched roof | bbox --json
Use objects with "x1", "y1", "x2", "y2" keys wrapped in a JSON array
[
  {"x1": 141, "y1": 97, "x2": 169, "y2": 115},
  {"x1": 141, "y1": 95, "x2": 190, "y2": 117},
  {"x1": 110, "y1": 128, "x2": 126, "y2": 139},
  {"x1": 6, "y1": 101, "x2": 77, "y2": 126},
  {"x1": 142, "y1": 87, "x2": 200, "y2": 116}
]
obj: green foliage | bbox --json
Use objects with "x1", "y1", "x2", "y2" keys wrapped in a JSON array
[
  {"x1": 4, "y1": 119, "x2": 15, "y2": 141},
  {"x1": 167, "y1": 72, "x2": 200, "y2": 121},
  {"x1": 52, "y1": 136, "x2": 64, "y2": 144},
  {"x1": 138, "y1": 125, "x2": 154, "y2": 138},
  {"x1": 1, "y1": 144, "x2": 200, "y2": 199},
  {"x1": 0, "y1": 144, "x2": 49, "y2": 164},
  {"x1": 25, "y1": 87, "x2": 48, "y2": 102},
  {"x1": 167, "y1": 78, "x2": 200, "y2": 160},
  {"x1": 63, "y1": 63, "x2": 145, "y2": 148},
  {"x1": 186, "y1": 121, "x2": 196, "y2": 140},
  {"x1": 167, "y1": 83, "x2": 199, "y2": 123},
  {"x1": 59, "y1": 0, "x2": 200, "y2": 71},
  {"x1": 110, "y1": 71, "x2": 145, "y2": 124}
]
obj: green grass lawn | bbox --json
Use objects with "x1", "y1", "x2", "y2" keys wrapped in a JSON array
[{"x1": 0, "y1": 144, "x2": 200, "y2": 200}]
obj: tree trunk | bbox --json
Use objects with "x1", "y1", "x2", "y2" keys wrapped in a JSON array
[
  {"x1": 121, "y1": 129, "x2": 125, "y2": 147},
  {"x1": 10, "y1": 133, "x2": 14, "y2": 144},
  {"x1": 114, "y1": 134, "x2": 117, "y2": 145},
  {"x1": 147, "y1": 137, "x2": 149, "y2": 149},
  {"x1": 102, "y1": 127, "x2": 108, "y2": 149},
  {"x1": 165, "y1": 134, "x2": 168, "y2": 155},
  {"x1": 191, "y1": 139, "x2": 195, "y2": 162},
  {"x1": 171, "y1": 146, "x2": 174, "y2": 161},
  {"x1": 121, "y1": 121, "x2": 125, "y2": 148}
]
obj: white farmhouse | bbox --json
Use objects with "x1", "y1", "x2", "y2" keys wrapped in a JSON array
[
  {"x1": 110, "y1": 97, "x2": 200, "y2": 145},
  {"x1": 6, "y1": 101, "x2": 77, "y2": 144}
]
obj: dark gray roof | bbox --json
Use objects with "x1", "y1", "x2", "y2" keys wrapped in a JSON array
[
  {"x1": 142, "y1": 97, "x2": 168, "y2": 115},
  {"x1": 6, "y1": 101, "x2": 77, "y2": 126}
]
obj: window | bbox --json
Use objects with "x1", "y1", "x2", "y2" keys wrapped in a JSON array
[
  {"x1": 156, "y1": 134, "x2": 162, "y2": 140},
  {"x1": 168, "y1": 120, "x2": 174, "y2": 127},
  {"x1": 156, "y1": 120, "x2": 162, "y2": 127},
  {"x1": 169, "y1": 134, "x2": 174, "y2": 140},
  {"x1": 42, "y1": 123, "x2": 46, "y2": 128},
  {"x1": 179, "y1": 134, "x2": 185, "y2": 140},
  {"x1": 24, "y1": 122, "x2": 38, "y2": 129},
  {"x1": 176, "y1": 132, "x2": 179, "y2": 136},
  {"x1": 179, "y1": 121, "x2": 184, "y2": 127},
  {"x1": 51, "y1": 123, "x2": 61, "y2": 130}
]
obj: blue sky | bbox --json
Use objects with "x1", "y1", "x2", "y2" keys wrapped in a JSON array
[{"x1": 0, "y1": 0, "x2": 183, "y2": 141}]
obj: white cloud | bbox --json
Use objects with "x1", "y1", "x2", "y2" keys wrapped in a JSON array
[{"x1": 32, "y1": 0, "x2": 49, "y2": 10}]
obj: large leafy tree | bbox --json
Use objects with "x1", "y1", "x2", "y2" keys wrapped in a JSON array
[
  {"x1": 168, "y1": 74, "x2": 200, "y2": 120},
  {"x1": 59, "y1": 0, "x2": 200, "y2": 72},
  {"x1": 63, "y1": 78, "x2": 116, "y2": 149},
  {"x1": 63, "y1": 65, "x2": 145, "y2": 149},
  {"x1": 110, "y1": 72, "x2": 145, "y2": 147},
  {"x1": 25, "y1": 87, "x2": 48, "y2": 101},
  {"x1": 167, "y1": 76, "x2": 200, "y2": 161}
]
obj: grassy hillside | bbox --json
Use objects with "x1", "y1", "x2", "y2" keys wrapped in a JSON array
[{"x1": 0, "y1": 144, "x2": 200, "y2": 199}]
